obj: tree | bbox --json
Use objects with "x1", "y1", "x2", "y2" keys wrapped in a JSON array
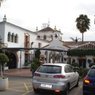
[
  {"x1": 76, "y1": 14, "x2": 90, "y2": 42},
  {"x1": 30, "y1": 49, "x2": 41, "y2": 76},
  {"x1": 70, "y1": 37, "x2": 81, "y2": 43},
  {"x1": 0, "y1": 53, "x2": 9, "y2": 77}
]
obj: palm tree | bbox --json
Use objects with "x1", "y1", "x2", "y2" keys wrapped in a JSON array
[
  {"x1": 70, "y1": 37, "x2": 81, "y2": 43},
  {"x1": 76, "y1": 14, "x2": 90, "y2": 42}
]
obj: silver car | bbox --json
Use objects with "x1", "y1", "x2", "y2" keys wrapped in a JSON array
[{"x1": 32, "y1": 63, "x2": 79, "y2": 95}]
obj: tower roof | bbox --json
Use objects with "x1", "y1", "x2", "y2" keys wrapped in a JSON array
[{"x1": 38, "y1": 26, "x2": 61, "y2": 33}]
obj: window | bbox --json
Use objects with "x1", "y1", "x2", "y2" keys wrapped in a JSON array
[
  {"x1": 15, "y1": 34, "x2": 18, "y2": 43},
  {"x1": 38, "y1": 43, "x2": 41, "y2": 48},
  {"x1": 37, "y1": 65, "x2": 61, "y2": 74},
  {"x1": 88, "y1": 68, "x2": 95, "y2": 77},
  {"x1": 55, "y1": 34, "x2": 58, "y2": 38},
  {"x1": 43, "y1": 35, "x2": 46, "y2": 40},
  {"x1": 7, "y1": 32, "x2": 11, "y2": 42},
  {"x1": 7, "y1": 32, "x2": 18, "y2": 43},
  {"x1": 11, "y1": 33, "x2": 14, "y2": 42},
  {"x1": 37, "y1": 35, "x2": 40, "y2": 39},
  {"x1": 65, "y1": 65, "x2": 74, "y2": 73}
]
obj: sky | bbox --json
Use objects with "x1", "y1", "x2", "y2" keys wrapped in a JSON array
[{"x1": 0, "y1": 0, "x2": 95, "y2": 41}]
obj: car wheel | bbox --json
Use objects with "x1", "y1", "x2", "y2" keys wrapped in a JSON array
[
  {"x1": 64, "y1": 85, "x2": 69, "y2": 95},
  {"x1": 75, "y1": 79, "x2": 79, "y2": 87},
  {"x1": 33, "y1": 88, "x2": 39, "y2": 94}
]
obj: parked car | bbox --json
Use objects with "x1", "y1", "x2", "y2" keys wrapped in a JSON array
[
  {"x1": 32, "y1": 63, "x2": 79, "y2": 95},
  {"x1": 83, "y1": 65, "x2": 95, "y2": 95}
]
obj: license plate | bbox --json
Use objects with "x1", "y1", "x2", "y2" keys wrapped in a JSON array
[{"x1": 40, "y1": 84, "x2": 52, "y2": 88}]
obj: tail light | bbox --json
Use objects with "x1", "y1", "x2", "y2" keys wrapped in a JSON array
[
  {"x1": 55, "y1": 89, "x2": 60, "y2": 93},
  {"x1": 84, "y1": 79, "x2": 90, "y2": 84},
  {"x1": 53, "y1": 75, "x2": 65, "y2": 78},
  {"x1": 34, "y1": 73, "x2": 40, "y2": 77},
  {"x1": 83, "y1": 76, "x2": 91, "y2": 84}
]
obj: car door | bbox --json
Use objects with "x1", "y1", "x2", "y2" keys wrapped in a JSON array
[{"x1": 65, "y1": 65, "x2": 77, "y2": 89}]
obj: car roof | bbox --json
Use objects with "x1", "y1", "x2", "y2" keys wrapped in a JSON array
[{"x1": 42, "y1": 63, "x2": 68, "y2": 67}]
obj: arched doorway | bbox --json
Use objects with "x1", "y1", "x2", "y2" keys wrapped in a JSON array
[{"x1": 6, "y1": 52, "x2": 17, "y2": 69}]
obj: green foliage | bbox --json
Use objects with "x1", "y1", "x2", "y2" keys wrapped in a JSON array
[
  {"x1": 71, "y1": 62, "x2": 80, "y2": 73},
  {"x1": 78, "y1": 67, "x2": 89, "y2": 78},
  {"x1": 72, "y1": 62, "x2": 79, "y2": 67},
  {"x1": 0, "y1": 53, "x2": 9, "y2": 77},
  {"x1": 24, "y1": 61, "x2": 30, "y2": 66},
  {"x1": 30, "y1": 49, "x2": 41, "y2": 72},
  {"x1": 30, "y1": 58, "x2": 40, "y2": 71},
  {"x1": 35, "y1": 49, "x2": 41, "y2": 59},
  {"x1": 67, "y1": 49, "x2": 95, "y2": 56},
  {"x1": 0, "y1": 53, "x2": 9, "y2": 65},
  {"x1": 76, "y1": 14, "x2": 90, "y2": 42}
]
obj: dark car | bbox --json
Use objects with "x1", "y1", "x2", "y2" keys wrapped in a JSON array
[{"x1": 83, "y1": 65, "x2": 95, "y2": 95}]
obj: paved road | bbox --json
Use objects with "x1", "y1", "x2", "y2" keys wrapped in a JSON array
[{"x1": 0, "y1": 77, "x2": 83, "y2": 95}]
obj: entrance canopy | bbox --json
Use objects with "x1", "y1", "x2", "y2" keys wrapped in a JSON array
[{"x1": 44, "y1": 37, "x2": 69, "y2": 52}]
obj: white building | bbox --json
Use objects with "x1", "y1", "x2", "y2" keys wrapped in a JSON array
[
  {"x1": 0, "y1": 16, "x2": 68, "y2": 69},
  {"x1": 1, "y1": 16, "x2": 94, "y2": 69},
  {"x1": 0, "y1": 16, "x2": 50, "y2": 69}
]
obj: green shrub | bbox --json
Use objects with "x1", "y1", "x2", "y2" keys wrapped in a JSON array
[
  {"x1": 0, "y1": 53, "x2": 9, "y2": 77},
  {"x1": 78, "y1": 67, "x2": 89, "y2": 78},
  {"x1": 30, "y1": 58, "x2": 40, "y2": 72}
]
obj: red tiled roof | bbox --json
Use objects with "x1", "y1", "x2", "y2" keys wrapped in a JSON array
[
  {"x1": 38, "y1": 27, "x2": 60, "y2": 32},
  {"x1": 64, "y1": 41, "x2": 95, "y2": 50},
  {"x1": 76, "y1": 42, "x2": 95, "y2": 49}
]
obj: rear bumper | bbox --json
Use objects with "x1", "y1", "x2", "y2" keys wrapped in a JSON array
[{"x1": 32, "y1": 80, "x2": 67, "y2": 91}]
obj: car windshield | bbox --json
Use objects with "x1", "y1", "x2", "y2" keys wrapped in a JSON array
[
  {"x1": 88, "y1": 69, "x2": 95, "y2": 77},
  {"x1": 37, "y1": 65, "x2": 61, "y2": 74}
]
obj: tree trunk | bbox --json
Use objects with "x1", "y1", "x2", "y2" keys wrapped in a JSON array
[{"x1": 82, "y1": 33, "x2": 84, "y2": 43}]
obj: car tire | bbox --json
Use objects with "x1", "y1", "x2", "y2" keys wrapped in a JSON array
[
  {"x1": 75, "y1": 79, "x2": 79, "y2": 87},
  {"x1": 64, "y1": 85, "x2": 69, "y2": 95},
  {"x1": 33, "y1": 88, "x2": 39, "y2": 94}
]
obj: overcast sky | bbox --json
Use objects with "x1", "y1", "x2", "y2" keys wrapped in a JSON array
[{"x1": 0, "y1": 0, "x2": 95, "y2": 41}]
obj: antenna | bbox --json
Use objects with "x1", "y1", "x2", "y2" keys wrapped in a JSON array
[{"x1": 48, "y1": 18, "x2": 50, "y2": 27}]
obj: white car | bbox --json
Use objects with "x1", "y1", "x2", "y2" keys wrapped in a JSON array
[{"x1": 32, "y1": 63, "x2": 79, "y2": 95}]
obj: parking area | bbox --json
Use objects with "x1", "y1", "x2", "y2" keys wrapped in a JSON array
[
  {"x1": 0, "y1": 77, "x2": 33, "y2": 95},
  {"x1": 0, "y1": 69, "x2": 83, "y2": 95},
  {"x1": 0, "y1": 69, "x2": 33, "y2": 95}
]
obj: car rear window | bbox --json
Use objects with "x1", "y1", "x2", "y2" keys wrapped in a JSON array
[
  {"x1": 88, "y1": 69, "x2": 95, "y2": 77},
  {"x1": 37, "y1": 65, "x2": 61, "y2": 74}
]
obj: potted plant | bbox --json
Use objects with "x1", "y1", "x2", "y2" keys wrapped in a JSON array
[{"x1": 0, "y1": 53, "x2": 9, "y2": 91}]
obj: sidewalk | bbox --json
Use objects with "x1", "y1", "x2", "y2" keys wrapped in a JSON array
[{"x1": 4, "y1": 68, "x2": 32, "y2": 78}]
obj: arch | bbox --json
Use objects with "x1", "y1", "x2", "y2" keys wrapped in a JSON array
[{"x1": 6, "y1": 52, "x2": 17, "y2": 69}]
